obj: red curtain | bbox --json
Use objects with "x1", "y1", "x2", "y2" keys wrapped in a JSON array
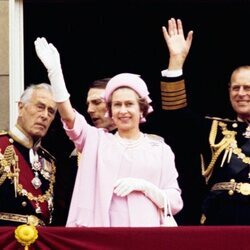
[{"x1": 0, "y1": 226, "x2": 248, "y2": 250}]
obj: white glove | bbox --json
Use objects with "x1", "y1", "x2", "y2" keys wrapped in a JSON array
[
  {"x1": 113, "y1": 177, "x2": 165, "y2": 209},
  {"x1": 34, "y1": 37, "x2": 70, "y2": 102}
]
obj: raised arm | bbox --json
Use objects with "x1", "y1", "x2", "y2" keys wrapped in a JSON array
[
  {"x1": 161, "y1": 18, "x2": 193, "y2": 110},
  {"x1": 162, "y1": 18, "x2": 193, "y2": 71},
  {"x1": 34, "y1": 37, "x2": 75, "y2": 128}
]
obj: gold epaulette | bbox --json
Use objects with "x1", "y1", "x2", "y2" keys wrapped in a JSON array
[
  {"x1": 0, "y1": 130, "x2": 8, "y2": 136},
  {"x1": 146, "y1": 133, "x2": 164, "y2": 143},
  {"x1": 202, "y1": 119, "x2": 237, "y2": 183},
  {"x1": 205, "y1": 116, "x2": 236, "y2": 123},
  {"x1": 160, "y1": 80, "x2": 187, "y2": 110},
  {"x1": 0, "y1": 143, "x2": 19, "y2": 189}
]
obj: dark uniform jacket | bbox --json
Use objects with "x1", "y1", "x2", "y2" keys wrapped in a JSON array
[
  {"x1": 161, "y1": 75, "x2": 250, "y2": 225},
  {"x1": 0, "y1": 126, "x2": 56, "y2": 226}
]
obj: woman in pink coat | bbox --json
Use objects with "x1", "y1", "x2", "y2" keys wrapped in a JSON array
[{"x1": 34, "y1": 38, "x2": 183, "y2": 227}]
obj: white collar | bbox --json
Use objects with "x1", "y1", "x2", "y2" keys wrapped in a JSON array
[{"x1": 9, "y1": 124, "x2": 41, "y2": 149}]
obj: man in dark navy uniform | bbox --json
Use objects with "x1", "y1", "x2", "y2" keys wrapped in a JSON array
[
  {"x1": 160, "y1": 18, "x2": 250, "y2": 225},
  {"x1": 0, "y1": 83, "x2": 57, "y2": 226}
]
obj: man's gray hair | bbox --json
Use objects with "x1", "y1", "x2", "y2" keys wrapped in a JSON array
[{"x1": 20, "y1": 83, "x2": 53, "y2": 103}]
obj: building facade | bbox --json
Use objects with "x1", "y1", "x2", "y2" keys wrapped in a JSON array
[{"x1": 0, "y1": 0, "x2": 9, "y2": 130}]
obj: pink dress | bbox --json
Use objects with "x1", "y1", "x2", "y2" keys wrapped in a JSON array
[{"x1": 65, "y1": 111, "x2": 183, "y2": 227}]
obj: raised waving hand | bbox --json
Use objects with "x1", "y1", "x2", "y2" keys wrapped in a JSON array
[{"x1": 162, "y1": 18, "x2": 193, "y2": 70}]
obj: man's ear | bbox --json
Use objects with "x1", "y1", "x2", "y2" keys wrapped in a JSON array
[{"x1": 18, "y1": 101, "x2": 25, "y2": 116}]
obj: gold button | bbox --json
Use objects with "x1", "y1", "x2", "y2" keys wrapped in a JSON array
[
  {"x1": 228, "y1": 190, "x2": 234, "y2": 195},
  {"x1": 9, "y1": 138, "x2": 14, "y2": 143},
  {"x1": 22, "y1": 201, "x2": 27, "y2": 207}
]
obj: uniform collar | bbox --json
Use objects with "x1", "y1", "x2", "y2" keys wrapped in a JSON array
[
  {"x1": 237, "y1": 117, "x2": 250, "y2": 123},
  {"x1": 9, "y1": 124, "x2": 41, "y2": 149}
]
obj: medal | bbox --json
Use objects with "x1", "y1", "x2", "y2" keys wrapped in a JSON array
[
  {"x1": 31, "y1": 172, "x2": 42, "y2": 189},
  {"x1": 35, "y1": 202, "x2": 42, "y2": 214},
  {"x1": 243, "y1": 124, "x2": 250, "y2": 138},
  {"x1": 30, "y1": 149, "x2": 42, "y2": 189}
]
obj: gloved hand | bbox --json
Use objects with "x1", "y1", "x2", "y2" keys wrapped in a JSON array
[
  {"x1": 113, "y1": 177, "x2": 165, "y2": 208},
  {"x1": 34, "y1": 37, "x2": 70, "y2": 102}
]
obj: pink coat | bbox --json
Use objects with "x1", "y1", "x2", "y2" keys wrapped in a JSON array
[{"x1": 65, "y1": 111, "x2": 183, "y2": 227}]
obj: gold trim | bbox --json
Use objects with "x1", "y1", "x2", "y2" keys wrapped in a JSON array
[
  {"x1": 0, "y1": 212, "x2": 45, "y2": 226},
  {"x1": 0, "y1": 144, "x2": 19, "y2": 197},
  {"x1": 17, "y1": 162, "x2": 55, "y2": 203},
  {"x1": 161, "y1": 80, "x2": 185, "y2": 92},
  {"x1": 211, "y1": 180, "x2": 250, "y2": 196},
  {"x1": 202, "y1": 120, "x2": 250, "y2": 183},
  {"x1": 161, "y1": 80, "x2": 187, "y2": 110},
  {"x1": 162, "y1": 102, "x2": 187, "y2": 110},
  {"x1": 202, "y1": 120, "x2": 237, "y2": 182},
  {"x1": 161, "y1": 95, "x2": 186, "y2": 104},
  {"x1": 162, "y1": 99, "x2": 187, "y2": 105},
  {"x1": 200, "y1": 213, "x2": 206, "y2": 225},
  {"x1": 0, "y1": 140, "x2": 55, "y2": 218},
  {"x1": 161, "y1": 89, "x2": 186, "y2": 97},
  {"x1": 161, "y1": 93, "x2": 186, "y2": 101}
]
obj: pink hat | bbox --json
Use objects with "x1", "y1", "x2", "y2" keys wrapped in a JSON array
[{"x1": 104, "y1": 73, "x2": 153, "y2": 122}]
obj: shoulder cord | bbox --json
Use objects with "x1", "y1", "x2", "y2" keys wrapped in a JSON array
[
  {"x1": 0, "y1": 144, "x2": 55, "y2": 213},
  {"x1": 202, "y1": 120, "x2": 236, "y2": 182},
  {"x1": 0, "y1": 145, "x2": 19, "y2": 196}
]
